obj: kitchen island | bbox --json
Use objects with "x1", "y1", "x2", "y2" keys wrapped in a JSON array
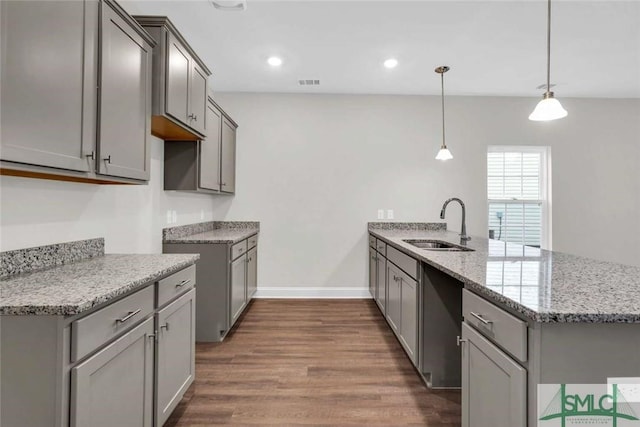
[{"x1": 368, "y1": 222, "x2": 640, "y2": 427}]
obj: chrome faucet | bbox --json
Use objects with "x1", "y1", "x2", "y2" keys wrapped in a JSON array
[{"x1": 440, "y1": 198, "x2": 471, "y2": 241}]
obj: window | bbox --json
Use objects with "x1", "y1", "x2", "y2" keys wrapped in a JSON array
[{"x1": 487, "y1": 146, "x2": 551, "y2": 249}]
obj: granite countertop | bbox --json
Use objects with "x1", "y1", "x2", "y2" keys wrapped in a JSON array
[
  {"x1": 369, "y1": 227, "x2": 640, "y2": 323},
  {"x1": 0, "y1": 253, "x2": 199, "y2": 316},
  {"x1": 163, "y1": 221, "x2": 259, "y2": 244}
]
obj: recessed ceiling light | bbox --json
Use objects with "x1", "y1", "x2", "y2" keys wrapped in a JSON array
[
  {"x1": 267, "y1": 56, "x2": 283, "y2": 67},
  {"x1": 384, "y1": 58, "x2": 398, "y2": 69}
]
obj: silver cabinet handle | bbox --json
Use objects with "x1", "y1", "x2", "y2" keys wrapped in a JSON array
[
  {"x1": 175, "y1": 279, "x2": 191, "y2": 288},
  {"x1": 85, "y1": 152, "x2": 95, "y2": 160},
  {"x1": 470, "y1": 312, "x2": 493, "y2": 325},
  {"x1": 457, "y1": 335, "x2": 467, "y2": 346},
  {"x1": 160, "y1": 322, "x2": 170, "y2": 332},
  {"x1": 116, "y1": 309, "x2": 141, "y2": 324},
  {"x1": 103, "y1": 155, "x2": 111, "y2": 164}
]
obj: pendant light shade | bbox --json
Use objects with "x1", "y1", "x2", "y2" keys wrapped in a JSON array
[
  {"x1": 530, "y1": 0, "x2": 567, "y2": 121},
  {"x1": 435, "y1": 66, "x2": 452, "y2": 161},
  {"x1": 529, "y1": 92, "x2": 568, "y2": 121},
  {"x1": 435, "y1": 147, "x2": 453, "y2": 161}
]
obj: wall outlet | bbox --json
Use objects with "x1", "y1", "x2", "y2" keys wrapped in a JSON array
[
  {"x1": 166, "y1": 210, "x2": 172, "y2": 224},
  {"x1": 387, "y1": 209, "x2": 394, "y2": 220},
  {"x1": 377, "y1": 209, "x2": 384, "y2": 220},
  {"x1": 200, "y1": 209, "x2": 205, "y2": 220},
  {"x1": 172, "y1": 210, "x2": 177, "y2": 224}
]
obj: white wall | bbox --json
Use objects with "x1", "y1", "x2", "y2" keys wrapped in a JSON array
[
  {"x1": 211, "y1": 93, "x2": 640, "y2": 291},
  {"x1": 0, "y1": 136, "x2": 217, "y2": 254},
  {"x1": 1, "y1": 94, "x2": 638, "y2": 292}
]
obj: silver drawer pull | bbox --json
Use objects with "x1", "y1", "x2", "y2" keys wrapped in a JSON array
[
  {"x1": 175, "y1": 279, "x2": 191, "y2": 288},
  {"x1": 470, "y1": 311, "x2": 493, "y2": 325},
  {"x1": 116, "y1": 309, "x2": 141, "y2": 324},
  {"x1": 161, "y1": 322, "x2": 170, "y2": 332}
]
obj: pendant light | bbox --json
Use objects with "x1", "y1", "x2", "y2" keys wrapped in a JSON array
[
  {"x1": 435, "y1": 66, "x2": 453, "y2": 161},
  {"x1": 529, "y1": 0, "x2": 567, "y2": 121}
]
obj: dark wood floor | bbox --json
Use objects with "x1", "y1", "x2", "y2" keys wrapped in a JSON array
[{"x1": 166, "y1": 299, "x2": 461, "y2": 426}]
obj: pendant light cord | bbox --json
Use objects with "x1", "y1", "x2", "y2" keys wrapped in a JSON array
[
  {"x1": 441, "y1": 71, "x2": 446, "y2": 148},
  {"x1": 546, "y1": 0, "x2": 551, "y2": 94}
]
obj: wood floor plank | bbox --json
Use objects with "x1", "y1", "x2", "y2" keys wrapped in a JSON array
[{"x1": 165, "y1": 299, "x2": 461, "y2": 426}]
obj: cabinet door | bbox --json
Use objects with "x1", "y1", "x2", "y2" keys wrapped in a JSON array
[
  {"x1": 199, "y1": 103, "x2": 222, "y2": 190},
  {"x1": 461, "y1": 323, "x2": 526, "y2": 427},
  {"x1": 369, "y1": 248, "x2": 377, "y2": 299},
  {"x1": 400, "y1": 275, "x2": 418, "y2": 363},
  {"x1": 376, "y1": 255, "x2": 386, "y2": 314},
  {"x1": 166, "y1": 33, "x2": 190, "y2": 125},
  {"x1": 97, "y1": 1, "x2": 151, "y2": 180},
  {"x1": 189, "y1": 64, "x2": 207, "y2": 135},
  {"x1": 247, "y1": 247, "x2": 258, "y2": 300},
  {"x1": 231, "y1": 253, "x2": 247, "y2": 324},
  {"x1": 220, "y1": 118, "x2": 236, "y2": 193},
  {"x1": 386, "y1": 263, "x2": 402, "y2": 333},
  {"x1": 71, "y1": 317, "x2": 154, "y2": 427},
  {"x1": 0, "y1": 0, "x2": 96, "y2": 172},
  {"x1": 156, "y1": 289, "x2": 195, "y2": 427}
]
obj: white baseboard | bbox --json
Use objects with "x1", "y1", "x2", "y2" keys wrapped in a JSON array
[{"x1": 253, "y1": 286, "x2": 372, "y2": 299}]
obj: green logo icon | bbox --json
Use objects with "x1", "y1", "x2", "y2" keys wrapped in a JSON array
[{"x1": 539, "y1": 384, "x2": 639, "y2": 426}]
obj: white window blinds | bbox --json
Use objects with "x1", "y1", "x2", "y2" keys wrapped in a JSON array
[{"x1": 487, "y1": 148, "x2": 549, "y2": 248}]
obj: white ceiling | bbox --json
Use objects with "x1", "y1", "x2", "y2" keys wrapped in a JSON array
[{"x1": 121, "y1": 0, "x2": 640, "y2": 98}]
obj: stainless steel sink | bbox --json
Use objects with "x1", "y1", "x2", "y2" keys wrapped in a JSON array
[{"x1": 402, "y1": 239, "x2": 474, "y2": 252}]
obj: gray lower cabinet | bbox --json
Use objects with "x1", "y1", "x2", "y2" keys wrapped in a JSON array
[
  {"x1": 163, "y1": 234, "x2": 258, "y2": 342},
  {"x1": 461, "y1": 323, "x2": 526, "y2": 427},
  {"x1": 386, "y1": 263, "x2": 402, "y2": 333},
  {"x1": 134, "y1": 16, "x2": 211, "y2": 141},
  {"x1": 231, "y1": 253, "x2": 248, "y2": 323},
  {"x1": 375, "y1": 253, "x2": 386, "y2": 313},
  {"x1": 0, "y1": 264, "x2": 196, "y2": 427},
  {"x1": 247, "y1": 246, "x2": 258, "y2": 299},
  {"x1": 400, "y1": 274, "x2": 418, "y2": 362},
  {"x1": 369, "y1": 248, "x2": 377, "y2": 298},
  {"x1": 220, "y1": 117, "x2": 237, "y2": 194},
  {"x1": 71, "y1": 317, "x2": 155, "y2": 427},
  {"x1": 0, "y1": 0, "x2": 155, "y2": 184},
  {"x1": 156, "y1": 289, "x2": 196, "y2": 426}
]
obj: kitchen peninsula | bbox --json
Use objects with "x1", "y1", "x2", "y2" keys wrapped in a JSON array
[{"x1": 368, "y1": 222, "x2": 640, "y2": 427}]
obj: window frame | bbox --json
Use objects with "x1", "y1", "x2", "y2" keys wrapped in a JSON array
[{"x1": 487, "y1": 145, "x2": 552, "y2": 250}]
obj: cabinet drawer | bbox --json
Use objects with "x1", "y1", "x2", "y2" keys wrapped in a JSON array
[
  {"x1": 376, "y1": 239, "x2": 386, "y2": 256},
  {"x1": 157, "y1": 264, "x2": 196, "y2": 307},
  {"x1": 72, "y1": 285, "x2": 154, "y2": 363},
  {"x1": 231, "y1": 240, "x2": 247, "y2": 260},
  {"x1": 463, "y1": 289, "x2": 527, "y2": 362},
  {"x1": 386, "y1": 245, "x2": 418, "y2": 280},
  {"x1": 369, "y1": 235, "x2": 376, "y2": 248},
  {"x1": 248, "y1": 234, "x2": 258, "y2": 250}
]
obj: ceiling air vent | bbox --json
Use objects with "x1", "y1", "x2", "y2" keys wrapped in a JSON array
[
  {"x1": 209, "y1": 1, "x2": 247, "y2": 11},
  {"x1": 298, "y1": 79, "x2": 320, "y2": 86}
]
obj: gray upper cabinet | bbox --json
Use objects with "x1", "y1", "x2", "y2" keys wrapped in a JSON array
[
  {"x1": 156, "y1": 289, "x2": 196, "y2": 427},
  {"x1": 71, "y1": 317, "x2": 154, "y2": 427},
  {"x1": 98, "y1": 0, "x2": 152, "y2": 180},
  {"x1": 134, "y1": 16, "x2": 211, "y2": 141},
  {"x1": 220, "y1": 117, "x2": 237, "y2": 194},
  {"x1": 199, "y1": 102, "x2": 222, "y2": 191},
  {"x1": 163, "y1": 98, "x2": 238, "y2": 195},
  {"x1": 0, "y1": 0, "x2": 154, "y2": 184},
  {"x1": 461, "y1": 323, "x2": 526, "y2": 427},
  {"x1": 0, "y1": 0, "x2": 96, "y2": 173},
  {"x1": 166, "y1": 33, "x2": 191, "y2": 125}
]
